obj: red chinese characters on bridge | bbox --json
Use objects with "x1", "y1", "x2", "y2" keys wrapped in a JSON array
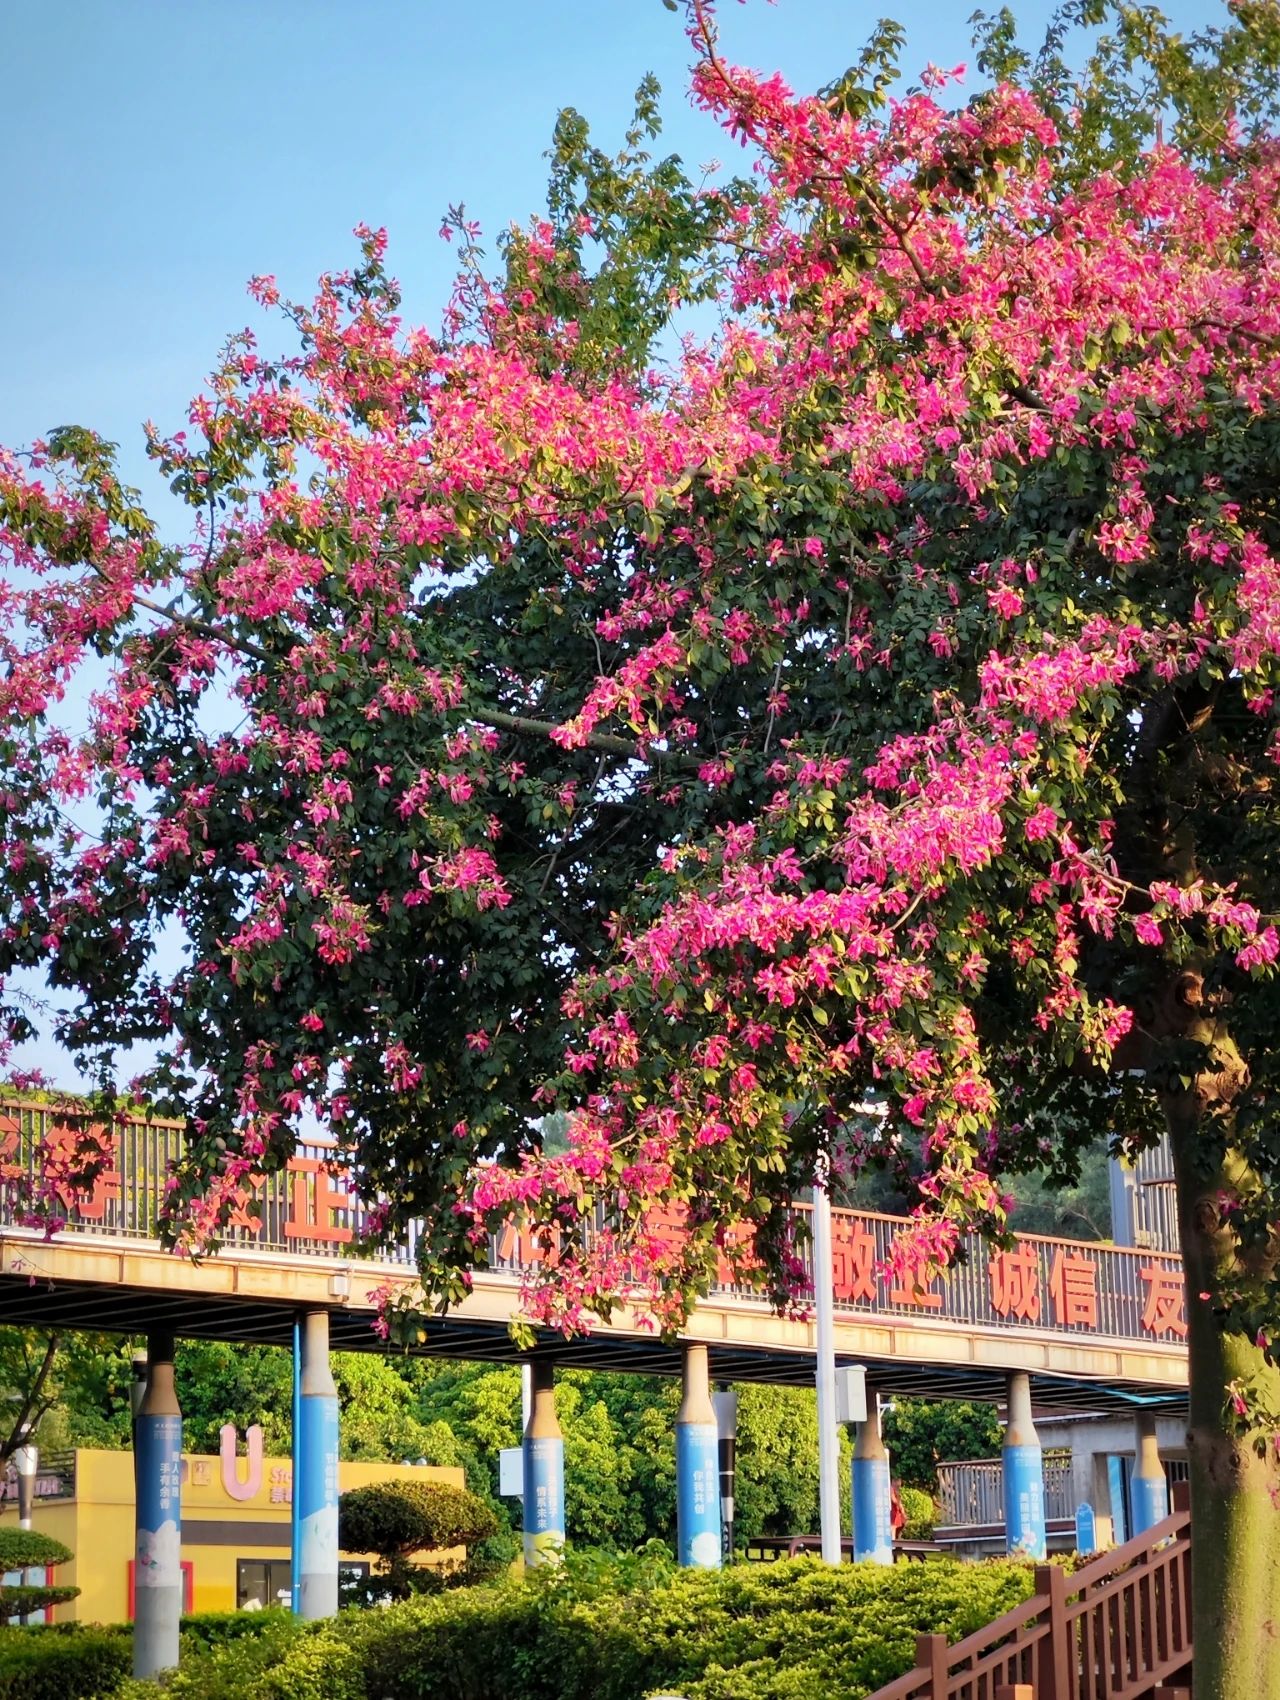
[
  {"x1": 830, "y1": 1215, "x2": 877, "y2": 1303},
  {"x1": 1048, "y1": 1248, "x2": 1100, "y2": 1329},
  {"x1": 1139, "y1": 1263, "x2": 1188, "y2": 1339},
  {"x1": 495, "y1": 1219, "x2": 561, "y2": 1267},
  {"x1": 284, "y1": 1155, "x2": 353, "y2": 1244},
  {"x1": 0, "y1": 1115, "x2": 121, "y2": 1222},
  {"x1": 988, "y1": 1244, "x2": 1042, "y2": 1323}
]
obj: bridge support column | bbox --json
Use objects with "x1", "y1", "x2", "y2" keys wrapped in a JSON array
[
  {"x1": 522, "y1": 1360, "x2": 564, "y2": 1567},
  {"x1": 1003, "y1": 1371, "x2": 1046, "y2": 1559},
  {"x1": 1130, "y1": 1410, "x2": 1169, "y2": 1534},
  {"x1": 676, "y1": 1342, "x2": 721, "y2": 1568},
  {"x1": 851, "y1": 1404, "x2": 894, "y2": 1564},
  {"x1": 294, "y1": 1311, "x2": 339, "y2": 1618},
  {"x1": 133, "y1": 1331, "x2": 182, "y2": 1679}
]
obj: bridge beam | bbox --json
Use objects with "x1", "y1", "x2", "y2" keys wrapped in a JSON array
[
  {"x1": 295, "y1": 1310, "x2": 340, "y2": 1618},
  {"x1": 522, "y1": 1359, "x2": 565, "y2": 1566},
  {"x1": 1003, "y1": 1370, "x2": 1047, "y2": 1559},
  {"x1": 852, "y1": 1403, "x2": 894, "y2": 1564},
  {"x1": 133, "y1": 1330, "x2": 183, "y2": 1679},
  {"x1": 676, "y1": 1342, "x2": 721, "y2": 1568},
  {"x1": 1130, "y1": 1409, "x2": 1170, "y2": 1533}
]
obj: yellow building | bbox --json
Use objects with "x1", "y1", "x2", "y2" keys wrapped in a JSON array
[{"x1": 0, "y1": 1445, "x2": 464, "y2": 1622}]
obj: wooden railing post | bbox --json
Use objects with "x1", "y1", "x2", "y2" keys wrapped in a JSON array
[
  {"x1": 1035, "y1": 1564, "x2": 1071, "y2": 1700},
  {"x1": 917, "y1": 1633, "x2": 949, "y2": 1700}
]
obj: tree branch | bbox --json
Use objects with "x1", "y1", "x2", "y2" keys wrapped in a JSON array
[
  {"x1": 1, "y1": 1333, "x2": 60, "y2": 1465},
  {"x1": 474, "y1": 707, "x2": 687, "y2": 765}
]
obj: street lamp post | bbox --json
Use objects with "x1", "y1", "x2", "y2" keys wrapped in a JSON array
[
  {"x1": 812, "y1": 1168, "x2": 842, "y2": 1564},
  {"x1": 13, "y1": 1439, "x2": 38, "y2": 1625}
]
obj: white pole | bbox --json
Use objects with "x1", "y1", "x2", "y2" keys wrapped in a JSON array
[
  {"x1": 813, "y1": 1169, "x2": 842, "y2": 1563},
  {"x1": 14, "y1": 1441, "x2": 37, "y2": 1625}
]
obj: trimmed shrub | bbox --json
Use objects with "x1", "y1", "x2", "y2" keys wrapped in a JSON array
[
  {"x1": 0, "y1": 1623, "x2": 131, "y2": 1700},
  {"x1": 92, "y1": 1553, "x2": 1046, "y2": 1700},
  {"x1": 348, "y1": 1554, "x2": 1037, "y2": 1700},
  {"x1": 0, "y1": 1530, "x2": 79, "y2": 1624},
  {"x1": 338, "y1": 1479, "x2": 497, "y2": 1602},
  {"x1": 339, "y1": 1479, "x2": 497, "y2": 1555},
  {"x1": 179, "y1": 1608, "x2": 293, "y2": 1649},
  {"x1": 126, "y1": 1614, "x2": 308, "y2": 1700}
]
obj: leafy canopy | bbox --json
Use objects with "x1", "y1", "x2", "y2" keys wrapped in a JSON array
[{"x1": 2, "y1": 0, "x2": 1280, "y2": 1371}]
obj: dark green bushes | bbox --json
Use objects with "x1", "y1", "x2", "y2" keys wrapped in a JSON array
[
  {"x1": 0, "y1": 1610, "x2": 291, "y2": 1700},
  {"x1": 0, "y1": 1624, "x2": 130, "y2": 1700}
]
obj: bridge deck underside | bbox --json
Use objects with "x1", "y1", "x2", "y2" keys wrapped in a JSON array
[{"x1": 0, "y1": 1268, "x2": 1183, "y2": 1414}]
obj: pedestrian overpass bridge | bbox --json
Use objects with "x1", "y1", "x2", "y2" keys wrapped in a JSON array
[{"x1": 0, "y1": 1098, "x2": 1188, "y2": 1414}]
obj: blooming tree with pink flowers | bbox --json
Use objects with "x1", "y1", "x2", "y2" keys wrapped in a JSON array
[{"x1": 5, "y1": 3, "x2": 1280, "y2": 1685}]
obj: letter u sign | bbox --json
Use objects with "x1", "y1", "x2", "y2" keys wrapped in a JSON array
[{"x1": 219, "y1": 1423, "x2": 264, "y2": 1501}]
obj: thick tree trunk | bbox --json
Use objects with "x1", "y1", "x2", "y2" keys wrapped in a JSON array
[{"x1": 1168, "y1": 1102, "x2": 1280, "y2": 1700}]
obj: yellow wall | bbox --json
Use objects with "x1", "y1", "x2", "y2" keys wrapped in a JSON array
[{"x1": 0, "y1": 1448, "x2": 465, "y2": 1623}]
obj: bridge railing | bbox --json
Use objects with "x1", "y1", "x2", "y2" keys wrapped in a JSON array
[
  {"x1": 0, "y1": 1100, "x2": 1189, "y2": 1350},
  {"x1": 865, "y1": 1485, "x2": 1192, "y2": 1700},
  {"x1": 937, "y1": 1455, "x2": 1074, "y2": 1528}
]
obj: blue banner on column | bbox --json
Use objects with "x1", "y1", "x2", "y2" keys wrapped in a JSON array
[
  {"x1": 1130, "y1": 1472, "x2": 1168, "y2": 1534},
  {"x1": 852, "y1": 1455, "x2": 893, "y2": 1564},
  {"x1": 676, "y1": 1422, "x2": 721, "y2": 1569},
  {"x1": 135, "y1": 1413, "x2": 182, "y2": 1591},
  {"x1": 523, "y1": 1435, "x2": 565, "y2": 1566},
  {"x1": 296, "y1": 1395, "x2": 339, "y2": 1592},
  {"x1": 1003, "y1": 1443, "x2": 1046, "y2": 1559}
]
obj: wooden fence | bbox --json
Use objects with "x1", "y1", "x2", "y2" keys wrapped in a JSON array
[{"x1": 865, "y1": 1485, "x2": 1191, "y2": 1700}]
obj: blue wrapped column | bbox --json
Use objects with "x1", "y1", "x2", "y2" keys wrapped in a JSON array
[
  {"x1": 676, "y1": 1342, "x2": 721, "y2": 1568},
  {"x1": 1003, "y1": 1370, "x2": 1047, "y2": 1559},
  {"x1": 1130, "y1": 1410, "x2": 1169, "y2": 1534},
  {"x1": 851, "y1": 1405, "x2": 894, "y2": 1564},
  {"x1": 522, "y1": 1360, "x2": 565, "y2": 1566},
  {"x1": 133, "y1": 1332, "x2": 182, "y2": 1678},
  {"x1": 295, "y1": 1311, "x2": 340, "y2": 1618}
]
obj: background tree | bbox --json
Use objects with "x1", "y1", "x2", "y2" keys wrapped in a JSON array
[
  {"x1": 0, "y1": 1330, "x2": 136, "y2": 1457},
  {"x1": 0, "y1": 1331, "x2": 61, "y2": 1467},
  {"x1": 4, "y1": 5, "x2": 1280, "y2": 1694},
  {"x1": 881, "y1": 1401, "x2": 1002, "y2": 1495}
]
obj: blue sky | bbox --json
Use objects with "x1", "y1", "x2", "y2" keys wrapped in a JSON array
[
  {"x1": 0, "y1": 0, "x2": 1228, "y2": 1085},
  {"x1": 2, "y1": 0, "x2": 1223, "y2": 522}
]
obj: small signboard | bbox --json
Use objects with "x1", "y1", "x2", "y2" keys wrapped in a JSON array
[
  {"x1": 499, "y1": 1446, "x2": 524, "y2": 1498},
  {"x1": 1076, "y1": 1502, "x2": 1097, "y2": 1555}
]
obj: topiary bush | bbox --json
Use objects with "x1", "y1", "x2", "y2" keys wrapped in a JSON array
[
  {"x1": 338, "y1": 1478, "x2": 497, "y2": 1602},
  {"x1": 0, "y1": 1530, "x2": 78, "y2": 1623}
]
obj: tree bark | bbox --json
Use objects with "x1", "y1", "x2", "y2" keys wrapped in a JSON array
[{"x1": 1167, "y1": 1099, "x2": 1280, "y2": 1700}]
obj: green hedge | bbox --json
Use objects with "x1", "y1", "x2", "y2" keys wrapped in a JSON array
[
  {"x1": 119, "y1": 1556, "x2": 1038, "y2": 1700},
  {"x1": 0, "y1": 1624, "x2": 131, "y2": 1700},
  {"x1": 0, "y1": 1611, "x2": 288, "y2": 1700},
  {"x1": 3, "y1": 1557, "x2": 1039, "y2": 1700}
]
